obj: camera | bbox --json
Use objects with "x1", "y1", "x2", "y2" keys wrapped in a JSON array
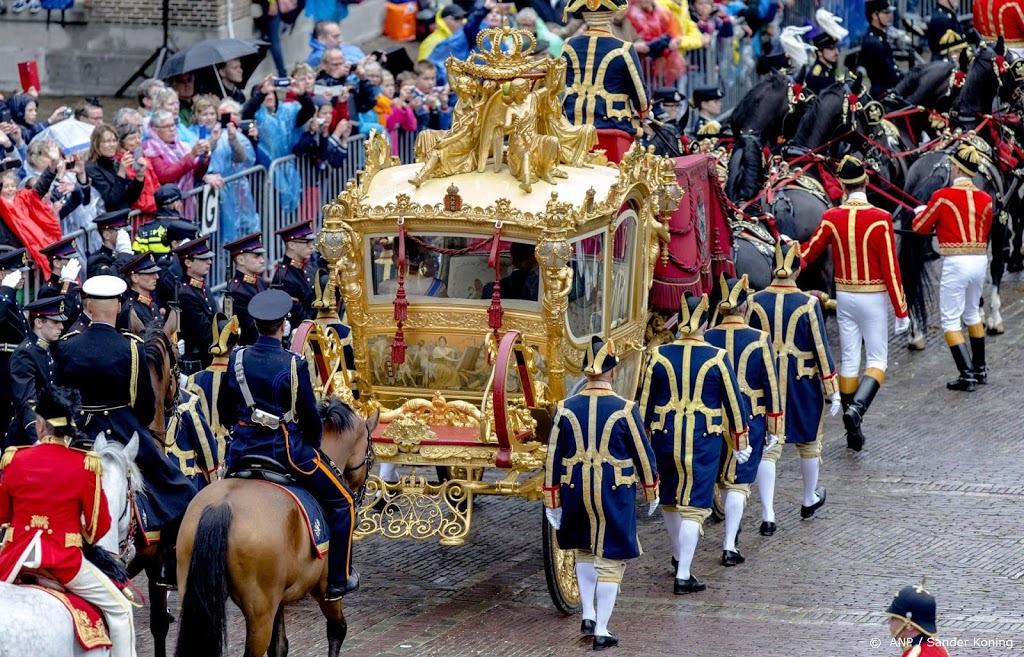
[
  {"x1": 238, "y1": 120, "x2": 255, "y2": 133},
  {"x1": 0, "y1": 108, "x2": 11, "y2": 123},
  {"x1": 273, "y1": 77, "x2": 291, "y2": 88},
  {"x1": 219, "y1": 113, "x2": 233, "y2": 129},
  {"x1": 62, "y1": 108, "x2": 74, "y2": 119}
]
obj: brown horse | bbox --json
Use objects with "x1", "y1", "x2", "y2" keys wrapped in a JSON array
[{"x1": 173, "y1": 398, "x2": 378, "y2": 657}]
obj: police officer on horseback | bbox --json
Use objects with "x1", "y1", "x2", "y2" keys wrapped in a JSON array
[
  {"x1": 217, "y1": 289, "x2": 360, "y2": 601},
  {"x1": 4, "y1": 294, "x2": 64, "y2": 447},
  {"x1": 52, "y1": 275, "x2": 197, "y2": 588},
  {"x1": 925, "y1": 0, "x2": 966, "y2": 62},
  {"x1": 860, "y1": 0, "x2": 904, "y2": 100},
  {"x1": 806, "y1": 32, "x2": 842, "y2": 95}
]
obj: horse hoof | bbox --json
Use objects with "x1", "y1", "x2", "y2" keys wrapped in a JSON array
[
  {"x1": 987, "y1": 324, "x2": 1005, "y2": 335},
  {"x1": 907, "y1": 339, "x2": 926, "y2": 351}
]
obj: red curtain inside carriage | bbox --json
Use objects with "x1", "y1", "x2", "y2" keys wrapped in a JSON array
[{"x1": 650, "y1": 154, "x2": 734, "y2": 314}]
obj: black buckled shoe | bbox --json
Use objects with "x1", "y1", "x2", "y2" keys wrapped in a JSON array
[
  {"x1": 325, "y1": 572, "x2": 360, "y2": 601},
  {"x1": 759, "y1": 521, "x2": 776, "y2": 536},
  {"x1": 581, "y1": 619, "x2": 596, "y2": 636},
  {"x1": 593, "y1": 634, "x2": 619, "y2": 651},
  {"x1": 721, "y1": 549, "x2": 745, "y2": 566},
  {"x1": 800, "y1": 486, "x2": 826, "y2": 519},
  {"x1": 674, "y1": 575, "x2": 706, "y2": 594}
]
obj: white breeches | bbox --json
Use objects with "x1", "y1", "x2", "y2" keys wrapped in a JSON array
[
  {"x1": 939, "y1": 255, "x2": 986, "y2": 332},
  {"x1": 65, "y1": 559, "x2": 137, "y2": 657},
  {"x1": 836, "y1": 291, "x2": 889, "y2": 377}
]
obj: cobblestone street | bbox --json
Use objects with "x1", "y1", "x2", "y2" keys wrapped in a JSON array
[{"x1": 140, "y1": 274, "x2": 1024, "y2": 657}]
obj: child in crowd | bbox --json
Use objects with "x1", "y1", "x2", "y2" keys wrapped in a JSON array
[
  {"x1": 411, "y1": 61, "x2": 452, "y2": 132},
  {"x1": 389, "y1": 73, "x2": 418, "y2": 157}
]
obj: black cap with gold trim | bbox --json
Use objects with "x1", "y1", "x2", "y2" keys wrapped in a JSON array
[
  {"x1": 938, "y1": 29, "x2": 968, "y2": 55},
  {"x1": 837, "y1": 154, "x2": 867, "y2": 185},
  {"x1": 773, "y1": 242, "x2": 802, "y2": 280},
  {"x1": 884, "y1": 579, "x2": 938, "y2": 637},
  {"x1": 716, "y1": 274, "x2": 750, "y2": 311},
  {"x1": 563, "y1": 0, "x2": 626, "y2": 18},
  {"x1": 0, "y1": 248, "x2": 30, "y2": 272},
  {"x1": 679, "y1": 293, "x2": 711, "y2": 336},
  {"x1": 950, "y1": 143, "x2": 980, "y2": 177},
  {"x1": 210, "y1": 312, "x2": 241, "y2": 356},
  {"x1": 25, "y1": 294, "x2": 69, "y2": 321},
  {"x1": 582, "y1": 335, "x2": 617, "y2": 375}
]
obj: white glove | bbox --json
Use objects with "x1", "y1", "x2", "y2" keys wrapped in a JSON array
[
  {"x1": 829, "y1": 391, "x2": 842, "y2": 416},
  {"x1": 115, "y1": 228, "x2": 134, "y2": 255},
  {"x1": 545, "y1": 507, "x2": 562, "y2": 530},
  {"x1": 733, "y1": 445, "x2": 752, "y2": 464},
  {"x1": 764, "y1": 434, "x2": 779, "y2": 453},
  {"x1": 60, "y1": 258, "x2": 81, "y2": 283},
  {"x1": 283, "y1": 321, "x2": 292, "y2": 338},
  {"x1": 1, "y1": 270, "x2": 22, "y2": 289},
  {"x1": 778, "y1": 233, "x2": 793, "y2": 242},
  {"x1": 177, "y1": 339, "x2": 185, "y2": 356},
  {"x1": 647, "y1": 496, "x2": 660, "y2": 517},
  {"x1": 913, "y1": 204, "x2": 927, "y2": 215},
  {"x1": 895, "y1": 316, "x2": 911, "y2": 335}
]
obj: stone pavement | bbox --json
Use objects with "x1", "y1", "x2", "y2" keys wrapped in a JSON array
[{"x1": 139, "y1": 274, "x2": 1024, "y2": 657}]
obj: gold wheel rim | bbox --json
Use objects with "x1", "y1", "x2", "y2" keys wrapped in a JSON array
[{"x1": 552, "y1": 531, "x2": 580, "y2": 606}]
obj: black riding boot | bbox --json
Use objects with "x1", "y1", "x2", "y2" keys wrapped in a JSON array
[
  {"x1": 155, "y1": 517, "x2": 182, "y2": 589},
  {"x1": 843, "y1": 377, "x2": 880, "y2": 452},
  {"x1": 970, "y1": 335, "x2": 987, "y2": 385},
  {"x1": 946, "y1": 343, "x2": 977, "y2": 391}
]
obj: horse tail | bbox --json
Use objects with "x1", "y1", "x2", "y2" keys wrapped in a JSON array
[
  {"x1": 175, "y1": 504, "x2": 232, "y2": 657},
  {"x1": 895, "y1": 206, "x2": 932, "y2": 327}
]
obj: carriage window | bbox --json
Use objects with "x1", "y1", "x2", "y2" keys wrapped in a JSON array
[
  {"x1": 610, "y1": 214, "x2": 636, "y2": 329},
  {"x1": 566, "y1": 233, "x2": 605, "y2": 340},
  {"x1": 370, "y1": 234, "x2": 540, "y2": 308}
]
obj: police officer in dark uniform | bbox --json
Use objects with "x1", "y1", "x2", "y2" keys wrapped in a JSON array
[
  {"x1": 0, "y1": 249, "x2": 31, "y2": 436},
  {"x1": 218, "y1": 289, "x2": 360, "y2": 601},
  {"x1": 38, "y1": 236, "x2": 84, "y2": 329},
  {"x1": 132, "y1": 184, "x2": 184, "y2": 254},
  {"x1": 4, "y1": 294, "x2": 64, "y2": 447},
  {"x1": 806, "y1": 32, "x2": 842, "y2": 95},
  {"x1": 270, "y1": 220, "x2": 317, "y2": 331},
  {"x1": 859, "y1": 0, "x2": 904, "y2": 100},
  {"x1": 925, "y1": 0, "x2": 965, "y2": 61},
  {"x1": 118, "y1": 251, "x2": 164, "y2": 329},
  {"x1": 756, "y1": 51, "x2": 791, "y2": 78},
  {"x1": 156, "y1": 219, "x2": 199, "y2": 306},
  {"x1": 87, "y1": 209, "x2": 132, "y2": 279},
  {"x1": 52, "y1": 274, "x2": 197, "y2": 587},
  {"x1": 172, "y1": 236, "x2": 218, "y2": 376},
  {"x1": 224, "y1": 232, "x2": 268, "y2": 346},
  {"x1": 687, "y1": 86, "x2": 724, "y2": 141},
  {"x1": 641, "y1": 88, "x2": 686, "y2": 157}
]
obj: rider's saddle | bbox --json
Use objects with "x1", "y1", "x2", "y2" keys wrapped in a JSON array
[{"x1": 226, "y1": 455, "x2": 296, "y2": 487}]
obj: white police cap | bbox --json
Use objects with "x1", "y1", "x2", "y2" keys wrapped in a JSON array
[{"x1": 82, "y1": 274, "x2": 128, "y2": 299}]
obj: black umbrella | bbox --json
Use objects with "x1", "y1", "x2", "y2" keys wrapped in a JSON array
[{"x1": 159, "y1": 38, "x2": 269, "y2": 98}]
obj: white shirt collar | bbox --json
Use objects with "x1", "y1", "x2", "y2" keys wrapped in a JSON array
[{"x1": 847, "y1": 191, "x2": 868, "y2": 202}]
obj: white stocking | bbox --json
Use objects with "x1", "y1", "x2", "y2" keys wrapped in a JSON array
[
  {"x1": 756, "y1": 460, "x2": 776, "y2": 522},
  {"x1": 594, "y1": 581, "x2": 619, "y2": 638},
  {"x1": 575, "y1": 561, "x2": 598, "y2": 623},
  {"x1": 675, "y1": 519, "x2": 701, "y2": 580},
  {"x1": 723, "y1": 491, "x2": 745, "y2": 552},
  {"x1": 800, "y1": 457, "x2": 820, "y2": 507},
  {"x1": 379, "y1": 463, "x2": 399, "y2": 484},
  {"x1": 661, "y1": 508, "x2": 681, "y2": 561}
]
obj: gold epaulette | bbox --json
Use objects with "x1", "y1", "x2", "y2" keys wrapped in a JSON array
[
  {"x1": 59, "y1": 330, "x2": 81, "y2": 341},
  {"x1": 0, "y1": 446, "x2": 23, "y2": 470},
  {"x1": 123, "y1": 332, "x2": 144, "y2": 343},
  {"x1": 82, "y1": 450, "x2": 103, "y2": 476}
]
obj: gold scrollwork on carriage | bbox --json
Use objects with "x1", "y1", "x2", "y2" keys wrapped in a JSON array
[{"x1": 355, "y1": 474, "x2": 477, "y2": 545}]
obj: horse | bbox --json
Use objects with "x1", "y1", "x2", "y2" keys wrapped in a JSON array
[
  {"x1": 0, "y1": 434, "x2": 141, "y2": 657},
  {"x1": 173, "y1": 397, "x2": 379, "y2": 657},
  {"x1": 896, "y1": 42, "x2": 1022, "y2": 348},
  {"x1": 882, "y1": 54, "x2": 965, "y2": 149}
]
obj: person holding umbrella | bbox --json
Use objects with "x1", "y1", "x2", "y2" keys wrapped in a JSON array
[
  {"x1": 217, "y1": 59, "x2": 247, "y2": 104},
  {"x1": 159, "y1": 38, "x2": 269, "y2": 105}
]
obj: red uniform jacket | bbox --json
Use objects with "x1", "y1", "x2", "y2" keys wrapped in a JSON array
[
  {"x1": 912, "y1": 178, "x2": 992, "y2": 256},
  {"x1": 801, "y1": 198, "x2": 909, "y2": 318},
  {"x1": 974, "y1": 0, "x2": 1024, "y2": 48},
  {"x1": 901, "y1": 638, "x2": 950, "y2": 657},
  {"x1": 0, "y1": 443, "x2": 111, "y2": 583}
]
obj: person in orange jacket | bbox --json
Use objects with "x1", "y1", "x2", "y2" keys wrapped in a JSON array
[{"x1": 0, "y1": 386, "x2": 137, "y2": 657}]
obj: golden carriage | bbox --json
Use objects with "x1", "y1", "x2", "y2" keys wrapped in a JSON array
[{"x1": 292, "y1": 24, "x2": 682, "y2": 613}]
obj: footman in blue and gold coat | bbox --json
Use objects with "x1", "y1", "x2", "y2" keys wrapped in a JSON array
[
  {"x1": 748, "y1": 243, "x2": 837, "y2": 532},
  {"x1": 543, "y1": 336, "x2": 658, "y2": 651},
  {"x1": 639, "y1": 294, "x2": 749, "y2": 595},
  {"x1": 705, "y1": 275, "x2": 782, "y2": 564}
]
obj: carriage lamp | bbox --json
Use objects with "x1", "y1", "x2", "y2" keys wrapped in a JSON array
[{"x1": 660, "y1": 180, "x2": 682, "y2": 214}]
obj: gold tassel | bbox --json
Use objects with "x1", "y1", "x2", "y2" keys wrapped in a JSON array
[
  {"x1": 0, "y1": 447, "x2": 19, "y2": 470},
  {"x1": 83, "y1": 451, "x2": 103, "y2": 476}
]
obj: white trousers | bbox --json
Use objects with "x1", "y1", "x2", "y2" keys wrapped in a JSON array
[
  {"x1": 836, "y1": 291, "x2": 889, "y2": 377},
  {"x1": 939, "y1": 255, "x2": 986, "y2": 332},
  {"x1": 65, "y1": 558, "x2": 137, "y2": 657}
]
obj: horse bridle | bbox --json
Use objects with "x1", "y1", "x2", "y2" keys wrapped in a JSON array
[
  {"x1": 342, "y1": 423, "x2": 375, "y2": 508},
  {"x1": 115, "y1": 474, "x2": 138, "y2": 564}
]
